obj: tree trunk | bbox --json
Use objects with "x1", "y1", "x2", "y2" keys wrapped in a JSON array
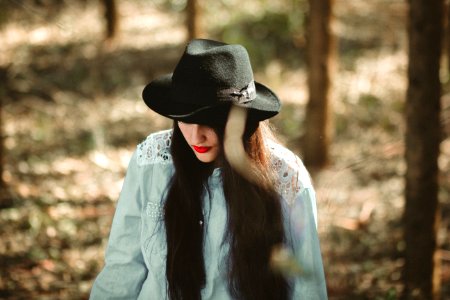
[
  {"x1": 403, "y1": 0, "x2": 443, "y2": 298},
  {"x1": 303, "y1": 0, "x2": 334, "y2": 169},
  {"x1": 0, "y1": 66, "x2": 13, "y2": 209},
  {"x1": 102, "y1": 0, "x2": 119, "y2": 41},
  {"x1": 447, "y1": 0, "x2": 450, "y2": 77},
  {"x1": 186, "y1": 0, "x2": 202, "y2": 40},
  {"x1": 0, "y1": 77, "x2": 3, "y2": 191}
]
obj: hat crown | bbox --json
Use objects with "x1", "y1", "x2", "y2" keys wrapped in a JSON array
[
  {"x1": 142, "y1": 39, "x2": 281, "y2": 124},
  {"x1": 172, "y1": 39, "x2": 254, "y2": 89}
]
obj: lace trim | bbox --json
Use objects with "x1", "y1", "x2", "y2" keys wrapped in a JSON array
[
  {"x1": 267, "y1": 141, "x2": 310, "y2": 206},
  {"x1": 136, "y1": 130, "x2": 309, "y2": 205},
  {"x1": 137, "y1": 129, "x2": 173, "y2": 166}
]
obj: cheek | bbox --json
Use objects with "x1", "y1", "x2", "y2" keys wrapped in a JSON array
[
  {"x1": 206, "y1": 131, "x2": 219, "y2": 145},
  {"x1": 178, "y1": 125, "x2": 190, "y2": 142}
]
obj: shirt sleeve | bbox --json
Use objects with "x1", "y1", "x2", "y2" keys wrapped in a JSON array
[
  {"x1": 90, "y1": 151, "x2": 148, "y2": 299},
  {"x1": 288, "y1": 186, "x2": 328, "y2": 299}
]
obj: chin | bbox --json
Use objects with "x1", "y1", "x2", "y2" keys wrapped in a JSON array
[
  {"x1": 196, "y1": 156, "x2": 215, "y2": 163},
  {"x1": 194, "y1": 151, "x2": 219, "y2": 163}
]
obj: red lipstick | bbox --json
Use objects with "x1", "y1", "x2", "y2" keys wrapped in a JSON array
[{"x1": 193, "y1": 146, "x2": 211, "y2": 153}]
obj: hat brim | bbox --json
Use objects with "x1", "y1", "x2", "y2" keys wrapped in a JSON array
[{"x1": 142, "y1": 74, "x2": 280, "y2": 124}]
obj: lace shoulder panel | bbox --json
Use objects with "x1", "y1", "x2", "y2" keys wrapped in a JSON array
[
  {"x1": 267, "y1": 140, "x2": 312, "y2": 206},
  {"x1": 137, "y1": 129, "x2": 173, "y2": 166}
]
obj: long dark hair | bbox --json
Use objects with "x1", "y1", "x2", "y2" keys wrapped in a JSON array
[{"x1": 164, "y1": 119, "x2": 289, "y2": 300}]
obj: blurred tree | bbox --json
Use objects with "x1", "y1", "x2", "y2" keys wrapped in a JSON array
[
  {"x1": 302, "y1": 0, "x2": 335, "y2": 168},
  {"x1": 0, "y1": 76, "x2": 3, "y2": 191},
  {"x1": 447, "y1": 0, "x2": 450, "y2": 79},
  {"x1": 404, "y1": 0, "x2": 443, "y2": 298},
  {"x1": 186, "y1": 0, "x2": 202, "y2": 40},
  {"x1": 0, "y1": 66, "x2": 12, "y2": 209},
  {"x1": 102, "y1": 0, "x2": 119, "y2": 41}
]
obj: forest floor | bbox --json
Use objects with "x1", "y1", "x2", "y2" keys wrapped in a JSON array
[{"x1": 0, "y1": 0, "x2": 449, "y2": 299}]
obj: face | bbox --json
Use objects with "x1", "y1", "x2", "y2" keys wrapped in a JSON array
[{"x1": 178, "y1": 122, "x2": 221, "y2": 163}]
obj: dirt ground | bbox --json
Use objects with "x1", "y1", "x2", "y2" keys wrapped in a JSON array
[{"x1": 0, "y1": 0, "x2": 449, "y2": 299}]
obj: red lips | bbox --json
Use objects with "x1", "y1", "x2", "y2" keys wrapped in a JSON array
[{"x1": 193, "y1": 146, "x2": 211, "y2": 153}]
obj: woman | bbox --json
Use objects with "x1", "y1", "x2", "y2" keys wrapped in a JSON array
[{"x1": 90, "y1": 39, "x2": 327, "y2": 299}]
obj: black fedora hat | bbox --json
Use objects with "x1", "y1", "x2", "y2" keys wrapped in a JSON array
[{"x1": 142, "y1": 39, "x2": 281, "y2": 124}]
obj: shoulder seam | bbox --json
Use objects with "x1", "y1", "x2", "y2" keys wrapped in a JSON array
[
  {"x1": 136, "y1": 129, "x2": 173, "y2": 166},
  {"x1": 267, "y1": 140, "x2": 313, "y2": 205}
]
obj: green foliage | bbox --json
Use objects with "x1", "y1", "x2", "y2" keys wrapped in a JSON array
[
  {"x1": 0, "y1": 0, "x2": 74, "y2": 27},
  {"x1": 272, "y1": 103, "x2": 304, "y2": 141},
  {"x1": 359, "y1": 93, "x2": 382, "y2": 110},
  {"x1": 213, "y1": 10, "x2": 306, "y2": 70},
  {"x1": 383, "y1": 288, "x2": 398, "y2": 300},
  {"x1": 0, "y1": 1, "x2": 10, "y2": 29},
  {"x1": 334, "y1": 92, "x2": 404, "y2": 141},
  {"x1": 153, "y1": 0, "x2": 187, "y2": 12}
]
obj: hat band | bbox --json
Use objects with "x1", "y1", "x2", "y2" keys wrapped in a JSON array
[
  {"x1": 217, "y1": 80, "x2": 256, "y2": 105},
  {"x1": 172, "y1": 80, "x2": 256, "y2": 107}
]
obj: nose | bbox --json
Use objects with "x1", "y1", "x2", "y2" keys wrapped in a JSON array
[{"x1": 190, "y1": 124, "x2": 206, "y2": 144}]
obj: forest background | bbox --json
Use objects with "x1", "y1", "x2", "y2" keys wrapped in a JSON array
[{"x1": 0, "y1": 0, "x2": 449, "y2": 299}]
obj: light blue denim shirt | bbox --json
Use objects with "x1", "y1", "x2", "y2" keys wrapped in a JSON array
[{"x1": 90, "y1": 129, "x2": 327, "y2": 299}]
